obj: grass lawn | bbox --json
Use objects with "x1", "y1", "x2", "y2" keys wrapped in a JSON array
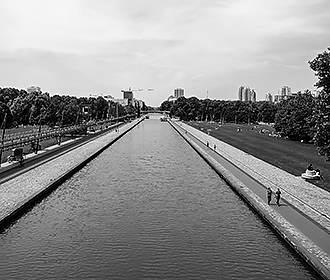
[{"x1": 188, "y1": 121, "x2": 329, "y2": 192}]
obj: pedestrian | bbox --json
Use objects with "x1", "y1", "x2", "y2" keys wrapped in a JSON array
[
  {"x1": 206, "y1": 141, "x2": 209, "y2": 147},
  {"x1": 307, "y1": 163, "x2": 313, "y2": 171},
  {"x1": 267, "y1": 187, "x2": 272, "y2": 205},
  {"x1": 275, "y1": 188, "x2": 281, "y2": 206},
  {"x1": 214, "y1": 144, "x2": 216, "y2": 150}
]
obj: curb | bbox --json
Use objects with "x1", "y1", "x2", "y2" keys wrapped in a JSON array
[
  {"x1": 0, "y1": 118, "x2": 144, "y2": 230},
  {"x1": 169, "y1": 120, "x2": 330, "y2": 280}
]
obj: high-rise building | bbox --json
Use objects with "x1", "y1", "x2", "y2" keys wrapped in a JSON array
[
  {"x1": 281, "y1": 86, "x2": 291, "y2": 96},
  {"x1": 274, "y1": 86, "x2": 292, "y2": 103},
  {"x1": 243, "y1": 87, "x2": 251, "y2": 102},
  {"x1": 238, "y1": 86, "x2": 257, "y2": 102},
  {"x1": 238, "y1": 86, "x2": 244, "y2": 101},
  {"x1": 251, "y1": 89, "x2": 257, "y2": 102},
  {"x1": 122, "y1": 90, "x2": 133, "y2": 100},
  {"x1": 121, "y1": 89, "x2": 134, "y2": 105},
  {"x1": 174, "y1": 88, "x2": 184, "y2": 98}
]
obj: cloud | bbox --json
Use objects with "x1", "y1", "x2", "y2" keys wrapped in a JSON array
[{"x1": 0, "y1": 0, "x2": 329, "y2": 105}]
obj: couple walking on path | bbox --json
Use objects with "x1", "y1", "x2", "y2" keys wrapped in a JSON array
[{"x1": 267, "y1": 187, "x2": 281, "y2": 206}]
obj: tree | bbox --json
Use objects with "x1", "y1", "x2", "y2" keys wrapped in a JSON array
[
  {"x1": 62, "y1": 97, "x2": 80, "y2": 125},
  {"x1": 28, "y1": 92, "x2": 51, "y2": 125},
  {"x1": 94, "y1": 97, "x2": 109, "y2": 120},
  {"x1": 0, "y1": 102, "x2": 13, "y2": 128},
  {"x1": 10, "y1": 90, "x2": 34, "y2": 125},
  {"x1": 309, "y1": 47, "x2": 330, "y2": 160},
  {"x1": 257, "y1": 101, "x2": 277, "y2": 123},
  {"x1": 160, "y1": 100, "x2": 173, "y2": 111},
  {"x1": 274, "y1": 93, "x2": 316, "y2": 141}
]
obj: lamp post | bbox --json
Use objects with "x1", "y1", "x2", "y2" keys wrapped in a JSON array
[{"x1": 0, "y1": 113, "x2": 7, "y2": 166}]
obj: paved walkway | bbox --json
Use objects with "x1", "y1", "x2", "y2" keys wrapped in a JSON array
[{"x1": 0, "y1": 119, "x2": 141, "y2": 226}]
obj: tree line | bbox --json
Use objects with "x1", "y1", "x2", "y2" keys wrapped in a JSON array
[
  {"x1": 161, "y1": 97, "x2": 278, "y2": 124},
  {"x1": 0, "y1": 88, "x2": 144, "y2": 128},
  {"x1": 160, "y1": 47, "x2": 330, "y2": 160}
]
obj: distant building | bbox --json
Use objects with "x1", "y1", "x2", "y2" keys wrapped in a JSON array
[
  {"x1": 122, "y1": 90, "x2": 133, "y2": 100},
  {"x1": 243, "y1": 87, "x2": 250, "y2": 101},
  {"x1": 238, "y1": 86, "x2": 245, "y2": 101},
  {"x1": 27, "y1": 86, "x2": 42, "y2": 93},
  {"x1": 265, "y1": 93, "x2": 273, "y2": 103},
  {"x1": 121, "y1": 89, "x2": 134, "y2": 106},
  {"x1": 274, "y1": 86, "x2": 292, "y2": 103},
  {"x1": 238, "y1": 86, "x2": 257, "y2": 102},
  {"x1": 174, "y1": 88, "x2": 184, "y2": 98},
  {"x1": 251, "y1": 89, "x2": 257, "y2": 102},
  {"x1": 281, "y1": 86, "x2": 291, "y2": 96}
]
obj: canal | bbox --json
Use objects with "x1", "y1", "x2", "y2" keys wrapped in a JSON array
[{"x1": 0, "y1": 117, "x2": 319, "y2": 279}]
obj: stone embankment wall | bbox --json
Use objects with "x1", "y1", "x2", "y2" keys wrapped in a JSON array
[{"x1": 169, "y1": 120, "x2": 330, "y2": 280}]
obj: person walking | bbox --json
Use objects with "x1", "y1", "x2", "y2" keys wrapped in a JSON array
[
  {"x1": 275, "y1": 188, "x2": 281, "y2": 206},
  {"x1": 267, "y1": 188, "x2": 273, "y2": 205},
  {"x1": 214, "y1": 144, "x2": 216, "y2": 150}
]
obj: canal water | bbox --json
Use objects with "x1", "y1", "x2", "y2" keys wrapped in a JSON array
[{"x1": 0, "y1": 118, "x2": 318, "y2": 279}]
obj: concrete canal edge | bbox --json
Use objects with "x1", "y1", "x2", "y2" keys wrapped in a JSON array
[
  {"x1": 0, "y1": 118, "x2": 145, "y2": 230},
  {"x1": 168, "y1": 120, "x2": 330, "y2": 280}
]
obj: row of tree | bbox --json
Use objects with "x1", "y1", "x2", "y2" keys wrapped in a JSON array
[
  {"x1": 161, "y1": 93, "x2": 314, "y2": 139},
  {"x1": 161, "y1": 97, "x2": 278, "y2": 124},
  {"x1": 0, "y1": 88, "x2": 143, "y2": 128},
  {"x1": 160, "y1": 47, "x2": 330, "y2": 159}
]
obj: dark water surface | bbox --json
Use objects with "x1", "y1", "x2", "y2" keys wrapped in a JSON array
[{"x1": 0, "y1": 118, "x2": 318, "y2": 279}]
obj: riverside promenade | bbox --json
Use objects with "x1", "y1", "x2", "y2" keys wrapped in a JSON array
[
  {"x1": 0, "y1": 118, "x2": 143, "y2": 229},
  {"x1": 171, "y1": 120, "x2": 330, "y2": 279}
]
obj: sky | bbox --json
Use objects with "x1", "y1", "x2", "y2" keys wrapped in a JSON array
[{"x1": 0, "y1": 0, "x2": 329, "y2": 106}]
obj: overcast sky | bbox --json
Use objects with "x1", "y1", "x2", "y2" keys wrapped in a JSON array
[{"x1": 0, "y1": 0, "x2": 329, "y2": 106}]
